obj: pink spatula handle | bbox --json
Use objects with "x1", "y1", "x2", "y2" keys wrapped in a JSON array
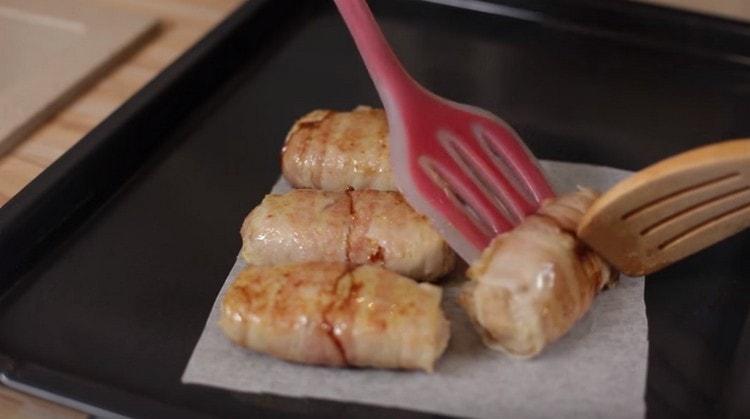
[{"x1": 333, "y1": 0, "x2": 419, "y2": 107}]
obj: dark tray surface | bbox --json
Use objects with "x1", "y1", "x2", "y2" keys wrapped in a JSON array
[{"x1": 1, "y1": 0, "x2": 749, "y2": 417}]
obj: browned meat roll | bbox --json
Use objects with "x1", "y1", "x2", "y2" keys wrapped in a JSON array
[
  {"x1": 281, "y1": 106, "x2": 396, "y2": 191},
  {"x1": 220, "y1": 262, "x2": 450, "y2": 372},
  {"x1": 240, "y1": 189, "x2": 456, "y2": 281},
  {"x1": 460, "y1": 189, "x2": 616, "y2": 357}
]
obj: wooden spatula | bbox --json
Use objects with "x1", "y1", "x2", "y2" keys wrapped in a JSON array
[{"x1": 578, "y1": 139, "x2": 750, "y2": 276}]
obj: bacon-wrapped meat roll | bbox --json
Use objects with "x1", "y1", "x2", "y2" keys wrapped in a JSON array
[
  {"x1": 240, "y1": 189, "x2": 455, "y2": 281},
  {"x1": 220, "y1": 262, "x2": 450, "y2": 372},
  {"x1": 281, "y1": 106, "x2": 396, "y2": 191},
  {"x1": 460, "y1": 189, "x2": 616, "y2": 357}
]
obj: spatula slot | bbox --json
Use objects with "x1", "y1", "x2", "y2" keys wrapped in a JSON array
[
  {"x1": 621, "y1": 172, "x2": 739, "y2": 221},
  {"x1": 658, "y1": 201, "x2": 750, "y2": 250},
  {"x1": 437, "y1": 130, "x2": 519, "y2": 224},
  {"x1": 418, "y1": 156, "x2": 496, "y2": 238},
  {"x1": 473, "y1": 123, "x2": 537, "y2": 206},
  {"x1": 641, "y1": 186, "x2": 750, "y2": 236}
]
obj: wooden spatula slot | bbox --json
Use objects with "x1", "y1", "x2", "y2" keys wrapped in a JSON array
[
  {"x1": 640, "y1": 183, "x2": 749, "y2": 237},
  {"x1": 621, "y1": 171, "x2": 739, "y2": 221},
  {"x1": 655, "y1": 190, "x2": 750, "y2": 246},
  {"x1": 658, "y1": 200, "x2": 750, "y2": 250},
  {"x1": 578, "y1": 139, "x2": 750, "y2": 276}
]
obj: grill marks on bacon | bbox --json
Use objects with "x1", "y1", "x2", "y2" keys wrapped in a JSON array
[
  {"x1": 282, "y1": 107, "x2": 396, "y2": 191},
  {"x1": 219, "y1": 262, "x2": 450, "y2": 371},
  {"x1": 240, "y1": 189, "x2": 456, "y2": 282},
  {"x1": 321, "y1": 268, "x2": 354, "y2": 364},
  {"x1": 344, "y1": 189, "x2": 354, "y2": 266}
]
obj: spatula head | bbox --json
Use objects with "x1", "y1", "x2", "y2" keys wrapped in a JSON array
[
  {"x1": 332, "y1": 0, "x2": 554, "y2": 262},
  {"x1": 386, "y1": 93, "x2": 554, "y2": 263},
  {"x1": 578, "y1": 139, "x2": 750, "y2": 276}
]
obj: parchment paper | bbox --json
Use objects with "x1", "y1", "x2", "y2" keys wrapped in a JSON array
[{"x1": 182, "y1": 160, "x2": 648, "y2": 419}]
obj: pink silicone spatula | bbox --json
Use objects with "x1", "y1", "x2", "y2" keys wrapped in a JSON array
[{"x1": 334, "y1": 0, "x2": 555, "y2": 262}]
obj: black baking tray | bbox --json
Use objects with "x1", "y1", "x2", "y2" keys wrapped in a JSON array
[{"x1": 1, "y1": 0, "x2": 749, "y2": 417}]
